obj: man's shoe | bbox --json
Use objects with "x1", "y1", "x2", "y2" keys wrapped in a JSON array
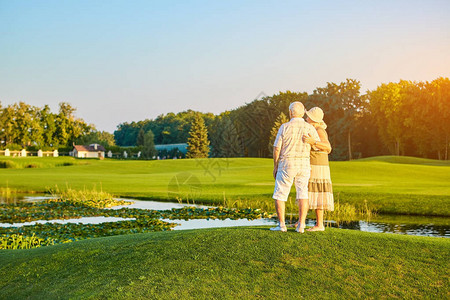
[
  {"x1": 295, "y1": 223, "x2": 305, "y2": 233},
  {"x1": 270, "y1": 225, "x2": 287, "y2": 232}
]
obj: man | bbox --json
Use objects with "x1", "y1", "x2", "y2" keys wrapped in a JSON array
[{"x1": 271, "y1": 102, "x2": 320, "y2": 232}]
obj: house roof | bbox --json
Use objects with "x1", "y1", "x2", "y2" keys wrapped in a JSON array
[{"x1": 73, "y1": 144, "x2": 106, "y2": 152}]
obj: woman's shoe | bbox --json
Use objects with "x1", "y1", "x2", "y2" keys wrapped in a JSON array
[{"x1": 295, "y1": 223, "x2": 305, "y2": 233}]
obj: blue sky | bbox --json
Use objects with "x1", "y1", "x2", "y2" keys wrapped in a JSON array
[{"x1": 1, "y1": 0, "x2": 449, "y2": 132}]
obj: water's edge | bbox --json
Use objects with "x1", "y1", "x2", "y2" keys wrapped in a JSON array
[{"x1": 0, "y1": 196, "x2": 448, "y2": 238}]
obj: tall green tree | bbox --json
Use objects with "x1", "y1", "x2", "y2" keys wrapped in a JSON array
[
  {"x1": 186, "y1": 113, "x2": 210, "y2": 158},
  {"x1": 219, "y1": 117, "x2": 244, "y2": 157},
  {"x1": 29, "y1": 105, "x2": 44, "y2": 147},
  {"x1": 307, "y1": 79, "x2": 363, "y2": 160},
  {"x1": 136, "y1": 128, "x2": 145, "y2": 146},
  {"x1": 40, "y1": 105, "x2": 57, "y2": 147},
  {"x1": 142, "y1": 130, "x2": 157, "y2": 159},
  {"x1": 430, "y1": 77, "x2": 450, "y2": 159},
  {"x1": 351, "y1": 95, "x2": 388, "y2": 158},
  {"x1": 233, "y1": 99, "x2": 275, "y2": 157},
  {"x1": 368, "y1": 80, "x2": 415, "y2": 156},
  {"x1": 53, "y1": 102, "x2": 91, "y2": 147},
  {"x1": 0, "y1": 105, "x2": 17, "y2": 145},
  {"x1": 0, "y1": 101, "x2": 91, "y2": 149},
  {"x1": 114, "y1": 121, "x2": 142, "y2": 146},
  {"x1": 209, "y1": 114, "x2": 226, "y2": 157},
  {"x1": 13, "y1": 102, "x2": 34, "y2": 146},
  {"x1": 75, "y1": 131, "x2": 116, "y2": 147},
  {"x1": 401, "y1": 77, "x2": 450, "y2": 159}
]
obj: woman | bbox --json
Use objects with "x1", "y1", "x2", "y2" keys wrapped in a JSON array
[{"x1": 302, "y1": 107, "x2": 334, "y2": 232}]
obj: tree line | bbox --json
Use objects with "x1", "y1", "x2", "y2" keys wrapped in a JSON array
[
  {"x1": 115, "y1": 77, "x2": 449, "y2": 160},
  {"x1": 0, "y1": 102, "x2": 115, "y2": 151},
  {"x1": 2, "y1": 77, "x2": 448, "y2": 160},
  {"x1": 369, "y1": 77, "x2": 449, "y2": 159}
]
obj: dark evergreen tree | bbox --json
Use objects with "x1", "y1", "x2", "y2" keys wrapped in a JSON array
[
  {"x1": 209, "y1": 114, "x2": 226, "y2": 157},
  {"x1": 219, "y1": 117, "x2": 244, "y2": 157},
  {"x1": 136, "y1": 128, "x2": 145, "y2": 146},
  {"x1": 142, "y1": 130, "x2": 157, "y2": 159},
  {"x1": 186, "y1": 113, "x2": 210, "y2": 158}
]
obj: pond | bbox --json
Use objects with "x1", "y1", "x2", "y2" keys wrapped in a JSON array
[
  {"x1": 1, "y1": 196, "x2": 448, "y2": 238},
  {"x1": 162, "y1": 215, "x2": 449, "y2": 238}
]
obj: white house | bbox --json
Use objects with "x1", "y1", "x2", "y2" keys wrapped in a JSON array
[{"x1": 72, "y1": 144, "x2": 106, "y2": 158}]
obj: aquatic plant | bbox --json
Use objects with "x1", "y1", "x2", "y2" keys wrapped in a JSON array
[
  {"x1": 0, "y1": 219, "x2": 176, "y2": 246},
  {"x1": 0, "y1": 233, "x2": 55, "y2": 250},
  {"x1": 0, "y1": 186, "x2": 15, "y2": 198},
  {"x1": 47, "y1": 186, "x2": 131, "y2": 208},
  {"x1": 216, "y1": 192, "x2": 296, "y2": 220},
  {"x1": 0, "y1": 186, "x2": 20, "y2": 205},
  {"x1": 324, "y1": 195, "x2": 377, "y2": 226},
  {"x1": 162, "y1": 206, "x2": 268, "y2": 221}
]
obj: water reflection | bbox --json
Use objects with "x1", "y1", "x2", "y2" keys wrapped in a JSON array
[
  {"x1": 0, "y1": 216, "x2": 135, "y2": 228},
  {"x1": 109, "y1": 199, "x2": 211, "y2": 210},
  {"x1": 0, "y1": 194, "x2": 55, "y2": 205},
  {"x1": 163, "y1": 218, "x2": 277, "y2": 230},
  {"x1": 336, "y1": 219, "x2": 450, "y2": 237}
]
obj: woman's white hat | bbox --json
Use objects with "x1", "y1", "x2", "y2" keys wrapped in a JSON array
[
  {"x1": 306, "y1": 107, "x2": 327, "y2": 129},
  {"x1": 306, "y1": 107, "x2": 324, "y2": 123}
]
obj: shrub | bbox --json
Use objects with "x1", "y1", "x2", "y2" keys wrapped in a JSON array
[
  {"x1": 0, "y1": 161, "x2": 17, "y2": 169},
  {"x1": 25, "y1": 164, "x2": 40, "y2": 168},
  {"x1": 2, "y1": 144, "x2": 22, "y2": 151}
]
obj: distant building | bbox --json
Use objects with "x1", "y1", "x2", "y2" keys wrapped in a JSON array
[
  {"x1": 155, "y1": 143, "x2": 188, "y2": 154},
  {"x1": 72, "y1": 144, "x2": 105, "y2": 158}
]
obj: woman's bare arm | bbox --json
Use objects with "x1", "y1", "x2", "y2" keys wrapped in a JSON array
[{"x1": 303, "y1": 128, "x2": 332, "y2": 154}]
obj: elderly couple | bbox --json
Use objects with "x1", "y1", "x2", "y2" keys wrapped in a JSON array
[{"x1": 271, "y1": 101, "x2": 334, "y2": 233}]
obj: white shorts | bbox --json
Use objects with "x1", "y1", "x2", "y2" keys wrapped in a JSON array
[{"x1": 273, "y1": 160, "x2": 311, "y2": 202}]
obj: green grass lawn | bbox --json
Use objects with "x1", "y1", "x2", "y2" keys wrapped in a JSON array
[
  {"x1": 1, "y1": 156, "x2": 449, "y2": 216},
  {"x1": 0, "y1": 227, "x2": 448, "y2": 299}
]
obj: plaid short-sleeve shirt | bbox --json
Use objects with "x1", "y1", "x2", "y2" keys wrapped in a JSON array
[{"x1": 274, "y1": 118, "x2": 320, "y2": 167}]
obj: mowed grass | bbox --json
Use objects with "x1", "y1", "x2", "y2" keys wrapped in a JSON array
[
  {"x1": 1, "y1": 156, "x2": 449, "y2": 215},
  {"x1": 0, "y1": 228, "x2": 448, "y2": 299}
]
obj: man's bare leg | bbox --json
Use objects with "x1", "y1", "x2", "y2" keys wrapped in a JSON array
[
  {"x1": 297, "y1": 198, "x2": 309, "y2": 233},
  {"x1": 271, "y1": 200, "x2": 286, "y2": 231}
]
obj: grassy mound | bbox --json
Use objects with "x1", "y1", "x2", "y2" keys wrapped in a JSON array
[
  {"x1": 356, "y1": 155, "x2": 450, "y2": 166},
  {"x1": 0, "y1": 228, "x2": 448, "y2": 299}
]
